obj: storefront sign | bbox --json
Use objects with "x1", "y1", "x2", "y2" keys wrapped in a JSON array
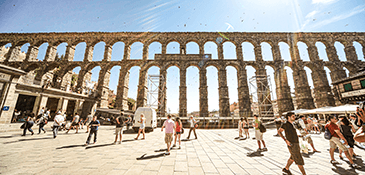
[
  {"x1": 0, "y1": 73, "x2": 11, "y2": 81},
  {"x1": 342, "y1": 89, "x2": 365, "y2": 98},
  {"x1": 2, "y1": 106, "x2": 9, "y2": 111}
]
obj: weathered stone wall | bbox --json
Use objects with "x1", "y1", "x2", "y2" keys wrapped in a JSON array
[{"x1": 0, "y1": 32, "x2": 364, "y2": 117}]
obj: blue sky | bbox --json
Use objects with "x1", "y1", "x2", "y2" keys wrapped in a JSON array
[{"x1": 1, "y1": 0, "x2": 364, "y2": 113}]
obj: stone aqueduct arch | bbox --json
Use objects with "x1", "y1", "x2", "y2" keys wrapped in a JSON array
[{"x1": 0, "y1": 32, "x2": 364, "y2": 118}]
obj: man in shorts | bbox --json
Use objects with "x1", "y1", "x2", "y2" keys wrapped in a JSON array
[
  {"x1": 278, "y1": 112, "x2": 306, "y2": 175},
  {"x1": 66, "y1": 113, "x2": 80, "y2": 134},
  {"x1": 326, "y1": 115, "x2": 360, "y2": 168},
  {"x1": 161, "y1": 114, "x2": 175, "y2": 155},
  {"x1": 253, "y1": 114, "x2": 267, "y2": 151},
  {"x1": 114, "y1": 113, "x2": 129, "y2": 144}
]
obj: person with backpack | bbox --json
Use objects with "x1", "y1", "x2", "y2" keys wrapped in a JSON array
[
  {"x1": 113, "y1": 113, "x2": 129, "y2": 144},
  {"x1": 338, "y1": 117, "x2": 358, "y2": 160},
  {"x1": 252, "y1": 114, "x2": 267, "y2": 151},
  {"x1": 325, "y1": 115, "x2": 360, "y2": 168}
]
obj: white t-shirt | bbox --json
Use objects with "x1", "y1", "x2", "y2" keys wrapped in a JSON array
[
  {"x1": 74, "y1": 115, "x2": 80, "y2": 123},
  {"x1": 190, "y1": 119, "x2": 196, "y2": 128},
  {"x1": 298, "y1": 119, "x2": 306, "y2": 130},
  {"x1": 54, "y1": 114, "x2": 64, "y2": 126}
]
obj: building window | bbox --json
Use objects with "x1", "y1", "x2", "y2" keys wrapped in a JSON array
[
  {"x1": 361, "y1": 79, "x2": 365, "y2": 89},
  {"x1": 344, "y1": 83, "x2": 353, "y2": 92}
]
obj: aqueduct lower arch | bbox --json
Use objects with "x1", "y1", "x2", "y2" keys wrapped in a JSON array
[{"x1": 0, "y1": 32, "x2": 364, "y2": 121}]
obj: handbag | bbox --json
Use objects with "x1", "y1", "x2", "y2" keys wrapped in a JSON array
[
  {"x1": 20, "y1": 123, "x2": 25, "y2": 129},
  {"x1": 259, "y1": 122, "x2": 266, "y2": 133},
  {"x1": 324, "y1": 127, "x2": 332, "y2": 140},
  {"x1": 181, "y1": 128, "x2": 184, "y2": 134}
]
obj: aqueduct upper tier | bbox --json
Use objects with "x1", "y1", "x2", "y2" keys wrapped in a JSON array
[{"x1": 0, "y1": 32, "x2": 364, "y2": 122}]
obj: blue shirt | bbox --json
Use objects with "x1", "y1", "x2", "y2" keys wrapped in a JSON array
[{"x1": 90, "y1": 120, "x2": 100, "y2": 130}]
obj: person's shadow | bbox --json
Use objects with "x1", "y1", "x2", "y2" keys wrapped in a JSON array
[
  {"x1": 56, "y1": 144, "x2": 85, "y2": 149},
  {"x1": 136, "y1": 153, "x2": 167, "y2": 160},
  {"x1": 246, "y1": 150, "x2": 264, "y2": 157},
  {"x1": 85, "y1": 143, "x2": 114, "y2": 149}
]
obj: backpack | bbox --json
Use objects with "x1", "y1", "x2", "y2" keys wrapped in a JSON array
[
  {"x1": 324, "y1": 127, "x2": 332, "y2": 140},
  {"x1": 259, "y1": 121, "x2": 266, "y2": 133}
]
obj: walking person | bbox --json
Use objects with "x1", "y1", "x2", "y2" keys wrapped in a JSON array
[
  {"x1": 298, "y1": 116, "x2": 320, "y2": 153},
  {"x1": 161, "y1": 114, "x2": 176, "y2": 155},
  {"x1": 243, "y1": 118, "x2": 250, "y2": 139},
  {"x1": 35, "y1": 114, "x2": 47, "y2": 134},
  {"x1": 53, "y1": 111, "x2": 64, "y2": 138},
  {"x1": 85, "y1": 116, "x2": 100, "y2": 146},
  {"x1": 187, "y1": 116, "x2": 198, "y2": 139},
  {"x1": 238, "y1": 118, "x2": 244, "y2": 138},
  {"x1": 274, "y1": 115, "x2": 283, "y2": 136},
  {"x1": 114, "y1": 113, "x2": 129, "y2": 144},
  {"x1": 66, "y1": 113, "x2": 80, "y2": 134},
  {"x1": 325, "y1": 115, "x2": 360, "y2": 168},
  {"x1": 173, "y1": 117, "x2": 183, "y2": 149},
  {"x1": 21, "y1": 115, "x2": 34, "y2": 136},
  {"x1": 134, "y1": 113, "x2": 146, "y2": 140},
  {"x1": 252, "y1": 114, "x2": 267, "y2": 151},
  {"x1": 44, "y1": 109, "x2": 51, "y2": 120},
  {"x1": 278, "y1": 112, "x2": 307, "y2": 175},
  {"x1": 84, "y1": 113, "x2": 93, "y2": 133},
  {"x1": 338, "y1": 117, "x2": 358, "y2": 160}
]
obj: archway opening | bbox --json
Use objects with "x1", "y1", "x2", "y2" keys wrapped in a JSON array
[
  {"x1": 186, "y1": 41, "x2": 199, "y2": 54},
  {"x1": 166, "y1": 66, "x2": 180, "y2": 114},
  {"x1": 92, "y1": 42, "x2": 106, "y2": 61},
  {"x1": 297, "y1": 42, "x2": 310, "y2": 61},
  {"x1": 204, "y1": 41, "x2": 218, "y2": 59},
  {"x1": 334, "y1": 41, "x2": 346, "y2": 61},
  {"x1": 130, "y1": 42, "x2": 143, "y2": 60},
  {"x1": 56, "y1": 42, "x2": 68, "y2": 61},
  {"x1": 279, "y1": 42, "x2": 291, "y2": 61},
  {"x1": 207, "y1": 66, "x2": 218, "y2": 114},
  {"x1": 261, "y1": 42, "x2": 273, "y2": 61},
  {"x1": 186, "y1": 66, "x2": 199, "y2": 114},
  {"x1": 111, "y1": 42, "x2": 125, "y2": 61},
  {"x1": 36, "y1": 43, "x2": 49, "y2": 61},
  {"x1": 242, "y1": 42, "x2": 255, "y2": 61},
  {"x1": 226, "y1": 66, "x2": 238, "y2": 116},
  {"x1": 108, "y1": 66, "x2": 122, "y2": 108},
  {"x1": 315, "y1": 42, "x2": 329, "y2": 61},
  {"x1": 127, "y1": 66, "x2": 141, "y2": 103},
  {"x1": 148, "y1": 42, "x2": 161, "y2": 60},
  {"x1": 166, "y1": 41, "x2": 180, "y2": 54},
  {"x1": 73, "y1": 42, "x2": 86, "y2": 62},
  {"x1": 353, "y1": 41, "x2": 364, "y2": 61},
  {"x1": 223, "y1": 41, "x2": 236, "y2": 59}
]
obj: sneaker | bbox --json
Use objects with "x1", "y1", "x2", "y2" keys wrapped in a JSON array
[
  {"x1": 262, "y1": 147, "x2": 268, "y2": 151},
  {"x1": 118, "y1": 141, "x2": 121, "y2": 144},
  {"x1": 44, "y1": 130, "x2": 46, "y2": 133},
  {"x1": 282, "y1": 168, "x2": 292, "y2": 175},
  {"x1": 31, "y1": 132, "x2": 34, "y2": 135},
  {"x1": 84, "y1": 143, "x2": 89, "y2": 146},
  {"x1": 113, "y1": 142, "x2": 117, "y2": 145},
  {"x1": 351, "y1": 164, "x2": 361, "y2": 169},
  {"x1": 165, "y1": 152, "x2": 170, "y2": 155},
  {"x1": 330, "y1": 160, "x2": 340, "y2": 164},
  {"x1": 172, "y1": 144, "x2": 176, "y2": 147},
  {"x1": 257, "y1": 148, "x2": 262, "y2": 152},
  {"x1": 179, "y1": 146, "x2": 181, "y2": 149}
]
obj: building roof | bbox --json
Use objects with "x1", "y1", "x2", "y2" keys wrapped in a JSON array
[{"x1": 332, "y1": 71, "x2": 365, "y2": 85}]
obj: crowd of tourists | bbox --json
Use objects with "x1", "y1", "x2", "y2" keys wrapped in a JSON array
[{"x1": 17, "y1": 105, "x2": 365, "y2": 175}]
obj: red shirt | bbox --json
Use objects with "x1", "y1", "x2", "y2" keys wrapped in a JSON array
[
  {"x1": 325, "y1": 122, "x2": 340, "y2": 138},
  {"x1": 175, "y1": 121, "x2": 182, "y2": 132}
]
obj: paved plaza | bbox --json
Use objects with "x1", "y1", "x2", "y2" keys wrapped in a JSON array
[{"x1": 1, "y1": 127, "x2": 365, "y2": 175}]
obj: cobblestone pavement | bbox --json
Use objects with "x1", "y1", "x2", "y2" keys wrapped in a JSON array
[{"x1": 1, "y1": 126, "x2": 365, "y2": 175}]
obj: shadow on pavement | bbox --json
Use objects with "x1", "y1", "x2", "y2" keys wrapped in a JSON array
[
  {"x1": 122, "y1": 139, "x2": 136, "y2": 142},
  {"x1": 246, "y1": 151, "x2": 264, "y2": 157},
  {"x1": 154, "y1": 147, "x2": 180, "y2": 152},
  {"x1": 0, "y1": 135, "x2": 15, "y2": 139},
  {"x1": 136, "y1": 153, "x2": 166, "y2": 160},
  {"x1": 331, "y1": 164, "x2": 358, "y2": 175},
  {"x1": 181, "y1": 139, "x2": 192, "y2": 142},
  {"x1": 3, "y1": 137, "x2": 53, "y2": 144},
  {"x1": 85, "y1": 143, "x2": 114, "y2": 149},
  {"x1": 56, "y1": 144, "x2": 85, "y2": 149},
  {"x1": 301, "y1": 152, "x2": 315, "y2": 158}
]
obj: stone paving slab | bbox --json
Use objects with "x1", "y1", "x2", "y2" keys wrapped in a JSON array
[{"x1": 1, "y1": 126, "x2": 365, "y2": 174}]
